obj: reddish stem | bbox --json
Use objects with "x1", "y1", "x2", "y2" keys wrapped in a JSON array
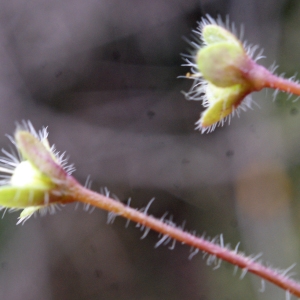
[
  {"x1": 264, "y1": 73, "x2": 300, "y2": 96},
  {"x1": 68, "y1": 178, "x2": 300, "y2": 298}
]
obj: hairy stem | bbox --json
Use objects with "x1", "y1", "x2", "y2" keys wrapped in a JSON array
[
  {"x1": 265, "y1": 73, "x2": 300, "y2": 96},
  {"x1": 68, "y1": 178, "x2": 300, "y2": 297}
]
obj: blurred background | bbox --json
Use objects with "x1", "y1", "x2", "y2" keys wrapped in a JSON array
[{"x1": 0, "y1": 0, "x2": 299, "y2": 299}]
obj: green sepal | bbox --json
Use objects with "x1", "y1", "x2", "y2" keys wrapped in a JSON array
[
  {"x1": 197, "y1": 42, "x2": 247, "y2": 87},
  {"x1": 15, "y1": 131, "x2": 67, "y2": 181},
  {"x1": 19, "y1": 206, "x2": 42, "y2": 218},
  {"x1": 0, "y1": 186, "x2": 49, "y2": 208},
  {"x1": 201, "y1": 83, "x2": 250, "y2": 127},
  {"x1": 202, "y1": 24, "x2": 241, "y2": 46}
]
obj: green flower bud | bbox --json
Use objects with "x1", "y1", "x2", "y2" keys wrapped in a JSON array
[
  {"x1": 182, "y1": 15, "x2": 271, "y2": 133},
  {"x1": 0, "y1": 122, "x2": 75, "y2": 223}
]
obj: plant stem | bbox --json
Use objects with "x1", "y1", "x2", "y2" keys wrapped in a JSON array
[
  {"x1": 68, "y1": 178, "x2": 300, "y2": 298},
  {"x1": 265, "y1": 73, "x2": 300, "y2": 96}
]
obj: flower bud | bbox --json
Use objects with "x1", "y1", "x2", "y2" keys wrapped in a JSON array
[
  {"x1": 182, "y1": 15, "x2": 270, "y2": 133},
  {"x1": 0, "y1": 122, "x2": 75, "y2": 223}
]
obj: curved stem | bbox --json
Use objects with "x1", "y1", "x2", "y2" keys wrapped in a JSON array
[{"x1": 68, "y1": 179, "x2": 300, "y2": 298}]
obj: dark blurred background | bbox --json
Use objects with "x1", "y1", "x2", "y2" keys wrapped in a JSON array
[{"x1": 0, "y1": 0, "x2": 300, "y2": 299}]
